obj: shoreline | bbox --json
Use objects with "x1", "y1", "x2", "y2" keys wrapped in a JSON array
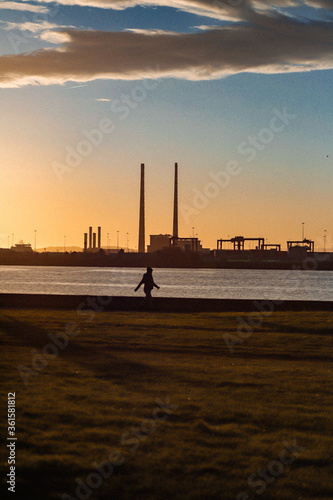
[
  {"x1": 1, "y1": 293, "x2": 332, "y2": 312},
  {"x1": 1, "y1": 250, "x2": 333, "y2": 270}
]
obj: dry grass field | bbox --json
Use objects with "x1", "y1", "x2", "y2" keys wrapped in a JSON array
[{"x1": 1, "y1": 309, "x2": 332, "y2": 500}]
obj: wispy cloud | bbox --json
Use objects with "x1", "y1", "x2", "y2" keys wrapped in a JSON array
[
  {"x1": 0, "y1": 1, "x2": 331, "y2": 87},
  {"x1": 1, "y1": 20, "x2": 63, "y2": 34},
  {"x1": 13, "y1": 0, "x2": 333, "y2": 20},
  {"x1": 67, "y1": 83, "x2": 89, "y2": 88},
  {"x1": 0, "y1": 2, "x2": 49, "y2": 13}
]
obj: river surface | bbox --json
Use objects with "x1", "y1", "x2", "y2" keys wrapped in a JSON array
[{"x1": 0, "y1": 266, "x2": 332, "y2": 301}]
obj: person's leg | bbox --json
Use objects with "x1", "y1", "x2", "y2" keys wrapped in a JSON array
[{"x1": 144, "y1": 290, "x2": 152, "y2": 309}]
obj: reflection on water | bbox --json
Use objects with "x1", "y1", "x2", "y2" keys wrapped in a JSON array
[{"x1": 0, "y1": 266, "x2": 332, "y2": 301}]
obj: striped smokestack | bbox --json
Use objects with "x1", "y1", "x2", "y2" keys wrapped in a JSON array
[
  {"x1": 138, "y1": 163, "x2": 145, "y2": 253},
  {"x1": 173, "y1": 162, "x2": 178, "y2": 239}
]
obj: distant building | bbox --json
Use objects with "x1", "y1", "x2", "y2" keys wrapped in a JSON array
[
  {"x1": 287, "y1": 239, "x2": 315, "y2": 258},
  {"x1": 148, "y1": 234, "x2": 172, "y2": 253},
  {"x1": 287, "y1": 239, "x2": 314, "y2": 253},
  {"x1": 148, "y1": 234, "x2": 209, "y2": 253},
  {"x1": 173, "y1": 237, "x2": 208, "y2": 253},
  {"x1": 11, "y1": 240, "x2": 33, "y2": 253}
]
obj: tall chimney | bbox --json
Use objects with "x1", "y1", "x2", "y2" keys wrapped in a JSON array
[
  {"x1": 84, "y1": 233, "x2": 87, "y2": 252},
  {"x1": 93, "y1": 233, "x2": 96, "y2": 249},
  {"x1": 89, "y1": 227, "x2": 92, "y2": 249},
  {"x1": 98, "y1": 226, "x2": 101, "y2": 250},
  {"x1": 173, "y1": 162, "x2": 178, "y2": 239},
  {"x1": 138, "y1": 163, "x2": 145, "y2": 253}
]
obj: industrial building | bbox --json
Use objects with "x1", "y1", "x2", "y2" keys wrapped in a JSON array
[
  {"x1": 83, "y1": 226, "x2": 102, "y2": 252},
  {"x1": 78, "y1": 165, "x2": 318, "y2": 258},
  {"x1": 11, "y1": 240, "x2": 33, "y2": 253},
  {"x1": 147, "y1": 234, "x2": 172, "y2": 253},
  {"x1": 140, "y1": 162, "x2": 207, "y2": 254},
  {"x1": 216, "y1": 236, "x2": 315, "y2": 256},
  {"x1": 287, "y1": 239, "x2": 315, "y2": 258}
]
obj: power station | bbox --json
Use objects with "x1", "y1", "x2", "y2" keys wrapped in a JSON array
[
  {"x1": 84, "y1": 226, "x2": 101, "y2": 252},
  {"x1": 79, "y1": 163, "x2": 321, "y2": 257},
  {"x1": 143, "y1": 162, "x2": 206, "y2": 253}
]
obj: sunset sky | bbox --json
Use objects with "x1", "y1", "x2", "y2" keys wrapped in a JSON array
[{"x1": 0, "y1": 0, "x2": 332, "y2": 251}]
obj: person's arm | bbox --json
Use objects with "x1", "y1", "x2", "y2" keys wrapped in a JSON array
[
  {"x1": 134, "y1": 278, "x2": 144, "y2": 292},
  {"x1": 153, "y1": 281, "x2": 160, "y2": 289}
]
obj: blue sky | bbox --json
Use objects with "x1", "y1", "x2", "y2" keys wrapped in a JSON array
[{"x1": 0, "y1": 1, "x2": 332, "y2": 250}]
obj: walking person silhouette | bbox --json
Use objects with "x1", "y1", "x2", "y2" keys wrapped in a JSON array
[{"x1": 135, "y1": 267, "x2": 160, "y2": 306}]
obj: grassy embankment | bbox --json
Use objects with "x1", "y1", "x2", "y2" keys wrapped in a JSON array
[{"x1": 0, "y1": 309, "x2": 332, "y2": 500}]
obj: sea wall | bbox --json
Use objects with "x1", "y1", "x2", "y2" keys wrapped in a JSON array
[{"x1": 0, "y1": 294, "x2": 332, "y2": 312}]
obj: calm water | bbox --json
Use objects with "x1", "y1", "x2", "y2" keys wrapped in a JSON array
[{"x1": 0, "y1": 266, "x2": 332, "y2": 301}]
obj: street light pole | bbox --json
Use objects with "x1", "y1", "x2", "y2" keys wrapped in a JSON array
[
  {"x1": 117, "y1": 231, "x2": 119, "y2": 250},
  {"x1": 126, "y1": 232, "x2": 129, "y2": 252},
  {"x1": 34, "y1": 229, "x2": 37, "y2": 252},
  {"x1": 324, "y1": 229, "x2": 327, "y2": 252},
  {"x1": 302, "y1": 222, "x2": 305, "y2": 241}
]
